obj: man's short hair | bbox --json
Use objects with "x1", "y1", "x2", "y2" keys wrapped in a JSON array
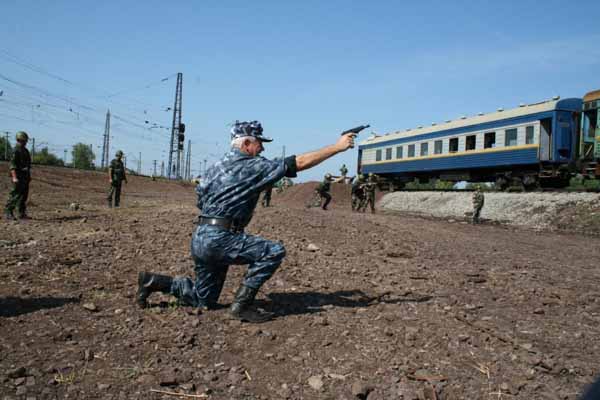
[{"x1": 231, "y1": 136, "x2": 258, "y2": 149}]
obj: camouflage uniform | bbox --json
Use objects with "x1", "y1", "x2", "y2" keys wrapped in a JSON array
[
  {"x1": 107, "y1": 155, "x2": 127, "y2": 207},
  {"x1": 472, "y1": 189, "x2": 484, "y2": 224},
  {"x1": 4, "y1": 142, "x2": 31, "y2": 219},
  {"x1": 316, "y1": 175, "x2": 332, "y2": 210},
  {"x1": 339, "y1": 164, "x2": 348, "y2": 180},
  {"x1": 170, "y1": 148, "x2": 297, "y2": 309},
  {"x1": 351, "y1": 175, "x2": 365, "y2": 211},
  {"x1": 261, "y1": 185, "x2": 273, "y2": 207},
  {"x1": 360, "y1": 174, "x2": 377, "y2": 213}
]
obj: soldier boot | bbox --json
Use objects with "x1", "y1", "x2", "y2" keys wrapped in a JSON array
[
  {"x1": 137, "y1": 271, "x2": 173, "y2": 308},
  {"x1": 3, "y1": 209, "x2": 14, "y2": 220},
  {"x1": 229, "y1": 285, "x2": 274, "y2": 323}
]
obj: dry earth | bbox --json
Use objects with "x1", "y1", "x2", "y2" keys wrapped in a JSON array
[{"x1": 1, "y1": 162, "x2": 600, "y2": 400}]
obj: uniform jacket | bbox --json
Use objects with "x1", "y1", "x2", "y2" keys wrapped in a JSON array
[
  {"x1": 9, "y1": 144, "x2": 31, "y2": 180},
  {"x1": 197, "y1": 148, "x2": 297, "y2": 228},
  {"x1": 110, "y1": 158, "x2": 126, "y2": 182}
]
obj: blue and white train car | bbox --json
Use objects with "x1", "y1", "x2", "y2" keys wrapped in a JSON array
[{"x1": 358, "y1": 97, "x2": 582, "y2": 189}]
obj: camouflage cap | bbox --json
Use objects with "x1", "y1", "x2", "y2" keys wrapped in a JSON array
[
  {"x1": 230, "y1": 120, "x2": 273, "y2": 142},
  {"x1": 115, "y1": 150, "x2": 124, "y2": 157},
  {"x1": 16, "y1": 131, "x2": 29, "y2": 141}
]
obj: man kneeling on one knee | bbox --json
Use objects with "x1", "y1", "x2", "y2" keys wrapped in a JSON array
[{"x1": 137, "y1": 120, "x2": 356, "y2": 323}]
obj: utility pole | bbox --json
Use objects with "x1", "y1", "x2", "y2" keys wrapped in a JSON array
[
  {"x1": 198, "y1": 161, "x2": 202, "y2": 178},
  {"x1": 64, "y1": 149, "x2": 68, "y2": 165},
  {"x1": 167, "y1": 72, "x2": 184, "y2": 179},
  {"x1": 153, "y1": 160, "x2": 157, "y2": 177},
  {"x1": 160, "y1": 160, "x2": 164, "y2": 177},
  {"x1": 138, "y1": 152, "x2": 142, "y2": 175},
  {"x1": 203, "y1": 159, "x2": 207, "y2": 177},
  {"x1": 101, "y1": 109, "x2": 110, "y2": 168},
  {"x1": 4, "y1": 132, "x2": 9, "y2": 160},
  {"x1": 184, "y1": 140, "x2": 191, "y2": 180}
]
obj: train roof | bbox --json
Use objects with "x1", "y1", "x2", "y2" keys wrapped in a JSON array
[
  {"x1": 360, "y1": 97, "x2": 581, "y2": 146},
  {"x1": 583, "y1": 89, "x2": 600, "y2": 103}
]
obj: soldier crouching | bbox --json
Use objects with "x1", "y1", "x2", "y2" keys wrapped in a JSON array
[{"x1": 137, "y1": 120, "x2": 356, "y2": 323}]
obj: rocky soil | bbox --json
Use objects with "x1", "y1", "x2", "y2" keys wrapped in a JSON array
[{"x1": 1, "y1": 162, "x2": 600, "y2": 400}]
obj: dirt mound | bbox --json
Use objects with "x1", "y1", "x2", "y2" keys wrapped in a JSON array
[
  {"x1": 0, "y1": 161, "x2": 194, "y2": 209},
  {"x1": 273, "y1": 181, "x2": 352, "y2": 209}
]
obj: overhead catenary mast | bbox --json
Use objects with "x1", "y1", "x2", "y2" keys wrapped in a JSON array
[
  {"x1": 167, "y1": 73, "x2": 184, "y2": 179},
  {"x1": 101, "y1": 109, "x2": 110, "y2": 168}
]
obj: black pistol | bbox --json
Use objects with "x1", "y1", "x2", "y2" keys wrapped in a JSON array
[{"x1": 341, "y1": 124, "x2": 370, "y2": 136}]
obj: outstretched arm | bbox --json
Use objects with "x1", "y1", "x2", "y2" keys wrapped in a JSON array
[{"x1": 295, "y1": 133, "x2": 355, "y2": 172}]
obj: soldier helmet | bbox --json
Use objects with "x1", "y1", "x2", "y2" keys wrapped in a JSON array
[
  {"x1": 115, "y1": 150, "x2": 124, "y2": 157},
  {"x1": 230, "y1": 120, "x2": 273, "y2": 142},
  {"x1": 368, "y1": 172, "x2": 374, "y2": 177},
  {"x1": 325, "y1": 173, "x2": 332, "y2": 180},
  {"x1": 15, "y1": 131, "x2": 29, "y2": 141},
  {"x1": 358, "y1": 174, "x2": 365, "y2": 181}
]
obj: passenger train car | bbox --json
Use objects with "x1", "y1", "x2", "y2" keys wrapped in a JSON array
[
  {"x1": 358, "y1": 94, "x2": 597, "y2": 190},
  {"x1": 580, "y1": 89, "x2": 600, "y2": 175}
]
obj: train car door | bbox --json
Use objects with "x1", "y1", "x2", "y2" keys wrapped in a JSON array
[{"x1": 539, "y1": 118, "x2": 552, "y2": 160}]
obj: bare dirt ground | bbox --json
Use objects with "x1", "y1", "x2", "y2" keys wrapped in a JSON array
[{"x1": 1, "y1": 162, "x2": 600, "y2": 400}]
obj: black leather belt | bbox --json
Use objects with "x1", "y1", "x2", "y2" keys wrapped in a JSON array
[{"x1": 198, "y1": 216, "x2": 244, "y2": 233}]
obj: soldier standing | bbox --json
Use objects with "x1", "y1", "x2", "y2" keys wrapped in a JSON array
[
  {"x1": 4, "y1": 131, "x2": 31, "y2": 220},
  {"x1": 137, "y1": 120, "x2": 356, "y2": 323},
  {"x1": 261, "y1": 185, "x2": 273, "y2": 207},
  {"x1": 472, "y1": 187, "x2": 485, "y2": 224},
  {"x1": 360, "y1": 173, "x2": 378, "y2": 213},
  {"x1": 317, "y1": 173, "x2": 333, "y2": 210},
  {"x1": 339, "y1": 164, "x2": 348, "y2": 182},
  {"x1": 107, "y1": 150, "x2": 127, "y2": 208},
  {"x1": 351, "y1": 174, "x2": 365, "y2": 211}
]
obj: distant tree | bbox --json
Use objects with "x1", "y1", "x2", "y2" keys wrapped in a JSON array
[
  {"x1": 32, "y1": 147, "x2": 64, "y2": 166},
  {"x1": 72, "y1": 143, "x2": 95, "y2": 170},
  {"x1": 0, "y1": 136, "x2": 12, "y2": 161}
]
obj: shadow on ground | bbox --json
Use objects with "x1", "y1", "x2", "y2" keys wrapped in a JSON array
[
  {"x1": 263, "y1": 289, "x2": 432, "y2": 317},
  {"x1": 0, "y1": 296, "x2": 80, "y2": 317}
]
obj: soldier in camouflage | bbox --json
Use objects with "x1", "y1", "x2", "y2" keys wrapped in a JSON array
[
  {"x1": 472, "y1": 187, "x2": 485, "y2": 224},
  {"x1": 4, "y1": 131, "x2": 31, "y2": 220},
  {"x1": 316, "y1": 173, "x2": 333, "y2": 210},
  {"x1": 137, "y1": 120, "x2": 356, "y2": 323},
  {"x1": 107, "y1": 150, "x2": 127, "y2": 208},
  {"x1": 339, "y1": 164, "x2": 348, "y2": 181},
  {"x1": 360, "y1": 173, "x2": 378, "y2": 213},
  {"x1": 261, "y1": 185, "x2": 273, "y2": 207},
  {"x1": 351, "y1": 174, "x2": 365, "y2": 212}
]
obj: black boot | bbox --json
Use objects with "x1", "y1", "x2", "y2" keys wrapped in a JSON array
[
  {"x1": 3, "y1": 210, "x2": 14, "y2": 220},
  {"x1": 229, "y1": 285, "x2": 274, "y2": 323},
  {"x1": 137, "y1": 271, "x2": 173, "y2": 308}
]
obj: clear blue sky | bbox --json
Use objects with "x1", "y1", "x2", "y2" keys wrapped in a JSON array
[{"x1": 1, "y1": 1, "x2": 599, "y2": 181}]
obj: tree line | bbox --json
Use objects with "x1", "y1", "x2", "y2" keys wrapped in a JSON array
[{"x1": 0, "y1": 137, "x2": 97, "y2": 170}]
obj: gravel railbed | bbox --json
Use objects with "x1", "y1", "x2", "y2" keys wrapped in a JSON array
[{"x1": 380, "y1": 191, "x2": 600, "y2": 228}]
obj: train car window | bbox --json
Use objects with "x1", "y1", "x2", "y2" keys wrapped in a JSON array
[
  {"x1": 396, "y1": 146, "x2": 403, "y2": 159},
  {"x1": 449, "y1": 138, "x2": 459, "y2": 153},
  {"x1": 385, "y1": 148, "x2": 392, "y2": 160},
  {"x1": 505, "y1": 128, "x2": 518, "y2": 146},
  {"x1": 420, "y1": 142, "x2": 428, "y2": 156},
  {"x1": 526, "y1": 126, "x2": 535, "y2": 144},
  {"x1": 434, "y1": 140, "x2": 443, "y2": 154},
  {"x1": 484, "y1": 132, "x2": 496, "y2": 148},
  {"x1": 376, "y1": 149, "x2": 382, "y2": 161},
  {"x1": 408, "y1": 144, "x2": 415, "y2": 157},
  {"x1": 466, "y1": 135, "x2": 476, "y2": 151}
]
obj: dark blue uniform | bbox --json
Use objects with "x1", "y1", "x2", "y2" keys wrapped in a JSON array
[{"x1": 171, "y1": 148, "x2": 297, "y2": 308}]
